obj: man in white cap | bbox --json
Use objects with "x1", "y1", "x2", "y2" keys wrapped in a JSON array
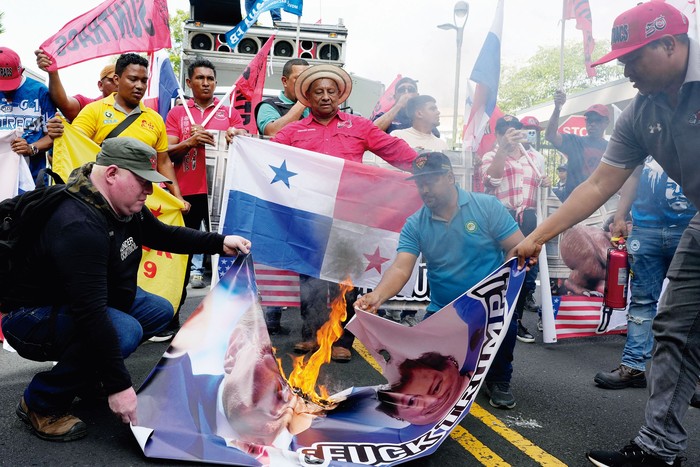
[
  {"x1": 513, "y1": 2, "x2": 699, "y2": 465},
  {"x1": 1, "y1": 137, "x2": 250, "y2": 443},
  {"x1": 0, "y1": 47, "x2": 56, "y2": 182},
  {"x1": 273, "y1": 64, "x2": 416, "y2": 362}
]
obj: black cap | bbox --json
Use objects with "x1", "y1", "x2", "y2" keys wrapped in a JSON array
[
  {"x1": 557, "y1": 164, "x2": 567, "y2": 171},
  {"x1": 396, "y1": 77, "x2": 418, "y2": 89},
  {"x1": 406, "y1": 152, "x2": 453, "y2": 180},
  {"x1": 495, "y1": 115, "x2": 523, "y2": 134}
]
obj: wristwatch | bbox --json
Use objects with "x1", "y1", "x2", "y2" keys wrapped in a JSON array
[{"x1": 30, "y1": 145, "x2": 39, "y2": 156}]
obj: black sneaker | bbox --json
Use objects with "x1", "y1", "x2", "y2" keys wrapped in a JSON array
[
  {"x1": 484, "y1": 382, "x2": 516, "y2": 409},
  {"x1": 524, "y1": 292, "x2": 540, "y2": 313},
  {"x1": 516, "y1": 320, "x2": 535, "y2": 343},
  {"x1": 594, "y1": 364, "x2": 647, "y2": 389},
  {"x1": 586, "y1": 442, "x2": 678, "y2": 467}
]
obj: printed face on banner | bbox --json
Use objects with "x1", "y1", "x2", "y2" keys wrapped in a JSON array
[{"x1": 133, "y1": 255, "x2": 524, "y2": 466}]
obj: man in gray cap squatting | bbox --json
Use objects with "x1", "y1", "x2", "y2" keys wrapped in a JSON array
[{"x1": 1, "y1": 137, "x2": 251, "y2": 443}]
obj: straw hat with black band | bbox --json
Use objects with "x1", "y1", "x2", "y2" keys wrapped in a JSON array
[{"x1": 294, "y1": 64, "x2": 353, "y2": 108}]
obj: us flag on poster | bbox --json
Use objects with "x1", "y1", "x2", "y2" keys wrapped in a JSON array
[
  {"x1": 217, "y1": 258, "x2": 300, "y2": 306},
  {"x1": 553, "y1": 296, "x2": 626, "y2": 339}
]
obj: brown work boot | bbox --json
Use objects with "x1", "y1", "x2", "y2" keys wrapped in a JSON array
[
  {"x1": 293, "y1": 340, "x2": 319, "y2": 353},
  {"x1": 594, "y1": 364, "x2": 647, "y2": 389},
  {"x1": 331, "y1": 346, "x2": 352, "y2": 362},
  {"x1": 16, "y1": 397, "x2": 87, "y2": 442}
]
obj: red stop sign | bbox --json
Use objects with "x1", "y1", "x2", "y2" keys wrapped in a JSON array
[{"x1": 558, "y1": 115, "x2": 588, "y2": 136}]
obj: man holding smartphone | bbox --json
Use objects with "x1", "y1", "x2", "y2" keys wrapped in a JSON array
[{"x1": 481, "y1": 115, "x2": 549, "y2": 344}]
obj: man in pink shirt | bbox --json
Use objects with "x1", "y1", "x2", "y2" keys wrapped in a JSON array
[
  {"x1": 272, "y1": 65, "x2": 416, "y2": 362},
  {"x1": 273, "y1": 65, "x2": 415, "y2": 171},
  {"x1": 158, "y1": 59, "x2": 247, "y2": 341}
]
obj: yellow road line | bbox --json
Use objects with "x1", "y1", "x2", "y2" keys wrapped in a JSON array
[
  {"x1": 469, "y1": 404, "x2": 566, "y2": 466},
  {"x1": 352, "y1": 341, "x2": 566, "y2": 466},
  {"x1": 450, "y1": 425, "x2": 510, "y2": 466}
]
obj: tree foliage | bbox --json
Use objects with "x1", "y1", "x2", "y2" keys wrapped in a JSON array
[
  {"x1": 0, "y1": 12, "x2": 5, "y2": 34},
  {"x1": 498, "y1": 40, "x2": 624, "y2": 114},
  {"x1": 168, "y1": 9, "x2": 189, "y2": 78}
]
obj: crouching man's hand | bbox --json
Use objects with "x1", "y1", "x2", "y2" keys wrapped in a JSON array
[
  {"x1": 108, "y1": 387, "x2": 138, "y2": 425},
  {"x1": 223, "y1": 235, "x2": 251, "y2": 255}
]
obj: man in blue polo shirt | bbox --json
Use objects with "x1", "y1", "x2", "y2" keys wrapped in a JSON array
[{"x1": 355, "y1": 152, "x2": 524, "y2": 409}]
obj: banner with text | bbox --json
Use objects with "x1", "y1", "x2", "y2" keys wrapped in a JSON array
[{"x1": 39, "y1": 0, "x2": 171, "y2": 71}]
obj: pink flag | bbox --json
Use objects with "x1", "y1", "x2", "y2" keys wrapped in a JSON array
[
  {"x1": 369, "y1": 74, "x2": 402, "y2": 120},
  {"x1": 564, "y1": 0, "x2": 596, "y2": 77},
  {"x1": 232, "y1": 35, "x2": 275, "y2": 135},
  {"x1": 39, "y1": 0, "x2": 171, "y2": 71}
]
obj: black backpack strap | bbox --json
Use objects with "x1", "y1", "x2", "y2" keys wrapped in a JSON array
[
  {"x1": 34, "y1": 168, "x2": 66, "y2": 188},
  {"x1": 103, "y1": 113, "x2": 140, "y2": 141}
]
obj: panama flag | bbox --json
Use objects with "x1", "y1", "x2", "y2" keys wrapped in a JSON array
[
  {"x1": 462, "y1": 0, "x2": 503, "y2": 153},
  {"x1": 144, "y1": 50, "x2": 180, "y2": 122},
  {"x1": 219, "y1": 137, "x2": 422, "y2": 295}
]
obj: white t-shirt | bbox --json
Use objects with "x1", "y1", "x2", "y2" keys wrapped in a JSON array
[{"x1": 390, "y1": 127, "x2": 448, "y2": 152}]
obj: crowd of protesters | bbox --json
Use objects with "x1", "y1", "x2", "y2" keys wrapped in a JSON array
[{"x1": 2, "y1": 2, "x2": 700, "y2": 466}]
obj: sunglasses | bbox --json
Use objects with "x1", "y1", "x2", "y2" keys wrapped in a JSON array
[{"x1": 396, "y1": 86, "x2": 417, "y2": 94}]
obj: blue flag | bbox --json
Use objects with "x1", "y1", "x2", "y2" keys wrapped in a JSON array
[{"x1": 225, "y1": 0, "x2": 303, "y2": 50}]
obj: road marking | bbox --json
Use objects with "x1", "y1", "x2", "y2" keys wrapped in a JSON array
[
  {"x1": 470, "y1": 404, "x2": 566, "y2": 466},
  {"x1": 352, "y1": 341, "x2": 566, "y2": 466},
  {"x1": 450, "y1": 425, "x2": 509, "y2": 466}
]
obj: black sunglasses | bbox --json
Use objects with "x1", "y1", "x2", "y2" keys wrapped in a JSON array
[{"x1": 396, "y1": 86, "x2": 417, "y2": 94}]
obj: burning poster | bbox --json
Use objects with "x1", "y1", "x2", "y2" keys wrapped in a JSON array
[{"x1": 132, "y1": 255, "x2": 524, "y2": 466}]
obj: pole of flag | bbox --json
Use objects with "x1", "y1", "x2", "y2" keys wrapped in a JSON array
[
  {"x1": 538, "y1": 187, "x2": 557, "y2": 343},
  {"x1": 177, "y1": 88, "x2": 195, "y2": 126},
  {"x1": 559, "y1": 0, "x2": 566, "y2": 90},
  {"x1": 519, "y1": 142, "x2": 556, "y2": 343},
  {"x1": 296, "y1": 17, "x2": 301, "y2": 58},
  {"x1": 201, "y1": 84, "x2": 236, "y2": 128}
]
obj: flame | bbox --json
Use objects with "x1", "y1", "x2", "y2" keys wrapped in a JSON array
[{"x1": 285, "y1": 279, "x2": 353, "y2": 405}]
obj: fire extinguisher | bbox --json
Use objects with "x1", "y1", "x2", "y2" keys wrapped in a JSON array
[{"x1": 598, "y1": 238, "x2": 629, "y2": 333}]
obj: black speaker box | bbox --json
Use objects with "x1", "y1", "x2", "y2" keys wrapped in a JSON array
[{"x1": 189, "y1": 0, "x2": 243, "y2": 27}]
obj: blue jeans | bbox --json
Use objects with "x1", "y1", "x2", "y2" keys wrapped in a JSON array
[
  {"x1": 634, "y1": 225, "x2": 700, "y2": 462},
  {"x1": 2, "y1": 288, "x2": 172, "y2": 415},
  {"x1": 245, "y1": 0, "x2": 281, "y2": 21},
  {"x1": 423, "y1": 309, "x2": 517, "y2": 384},
  {"x1": 621, "y1": 226, "x2": 682, "y2": 371}
]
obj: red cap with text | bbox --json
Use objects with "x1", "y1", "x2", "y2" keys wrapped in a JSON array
[
  {"x1": 0, "y1": 47, "x2": 23, "y2": 92},
  {"x1": 520, "y1": 116, "x2": 543, "y2": 130},
  {"x1": 592, "y1": 2, "x2": 688, "y2": 67}
]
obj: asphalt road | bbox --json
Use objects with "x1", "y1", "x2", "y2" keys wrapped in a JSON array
[{"x1": 1, "y1": 285, "x2": 699, "y2": 466}]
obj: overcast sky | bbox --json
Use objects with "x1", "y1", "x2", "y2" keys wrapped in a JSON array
[{"x1": 2, "y1": 0, "x2": 642, "y2": 119}]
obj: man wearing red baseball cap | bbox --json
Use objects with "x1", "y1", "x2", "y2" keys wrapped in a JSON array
[
  {"x1": 0, "y1": 47, "x2": 56, "y2": 182},
  {"x1": 513, "y1": 2, "x2": 699, "y2": 466},
  {"x1": 544, "y1": 91, "x2": 609, "y2": 202}
]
